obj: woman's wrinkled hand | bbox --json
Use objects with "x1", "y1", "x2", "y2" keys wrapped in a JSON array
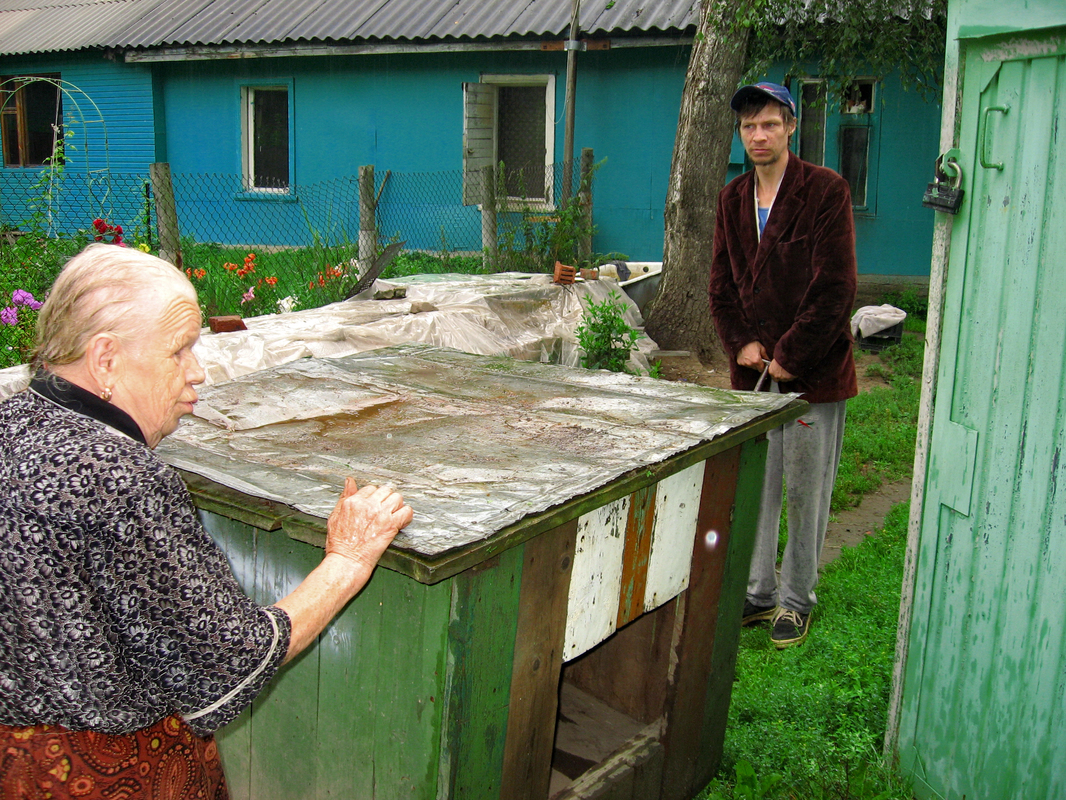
[{"x1": 325, "y1": 477, "x2": 413, "y2": 569}]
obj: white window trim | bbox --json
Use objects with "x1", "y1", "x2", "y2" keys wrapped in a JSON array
[
  {"x1": 465, "y1": 73, "x2": 556, "y2": 211},
  {"x1": 240, "y1": 83, "x2": 292, "y2": 194}
]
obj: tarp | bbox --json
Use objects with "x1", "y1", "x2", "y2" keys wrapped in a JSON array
[
  {"x1": 0, "y1": 274, "x2": 656, "y2": 399},
  {"x1": 158, "y1": 344, "x2": 798, "y2": 558}
]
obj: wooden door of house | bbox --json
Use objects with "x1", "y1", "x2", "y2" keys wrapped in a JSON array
[{"x1": 898, "y1": 29, "x2": 1066, "y2": 800}]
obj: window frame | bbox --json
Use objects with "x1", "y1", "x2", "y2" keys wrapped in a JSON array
[
  {"x1": 789, "y1": 75, "x2": 880, "y2": 215},
  {"x1": 462, "y1": 73, "x2": 556, "y2": 211},
  {"x1": 0, "y1": 74, "x2": 62, "y2": 169},
  {"x1": 239, "y1": 81, "x2": 294, "y2": 195}
]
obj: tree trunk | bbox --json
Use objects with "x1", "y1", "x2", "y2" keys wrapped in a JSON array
[{"x1": 643, "y1": 0, "x2": 749, "y2": 363}]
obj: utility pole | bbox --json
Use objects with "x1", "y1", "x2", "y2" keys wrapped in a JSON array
[{"x1": 561, "y1": 0, "x2": 581, "y2": 204}]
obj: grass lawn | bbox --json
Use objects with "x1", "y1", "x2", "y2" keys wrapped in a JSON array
[{"x1": 696, "y1": 332, "x2": 924, "y2": 800}]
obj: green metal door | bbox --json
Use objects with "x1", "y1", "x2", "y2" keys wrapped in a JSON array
[{"x1": 898, "y1": 29, "x2": 1066, "y2": 800}]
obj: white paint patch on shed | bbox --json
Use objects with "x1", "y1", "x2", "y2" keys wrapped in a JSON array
[
  {"x1": 564, "y1": 496, "x2": 629, "y2": 661},
  {"x1": 644, "y1": 461, "x2": 704, "y2": 611}
]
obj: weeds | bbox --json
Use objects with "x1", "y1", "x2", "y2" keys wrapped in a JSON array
[
  {"x1": 699, "y1": 503, "x2": 914, "y2": 800},
  {"x1": 703, "y1": 331, "x2": 925, "y2": 800}
]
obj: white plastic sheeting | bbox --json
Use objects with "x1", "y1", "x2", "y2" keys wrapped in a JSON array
[
  {"x1": 193, "y1": 273, "x2": 657, "y2": 386},
  {"x1": 158, "y1": 344, "x2": 798, "y2": 558},
  {"x1": 0, "y1": 273, "x2": 656, "y2": 400}
]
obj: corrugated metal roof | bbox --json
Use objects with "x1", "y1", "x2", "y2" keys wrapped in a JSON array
[{"x1": 0, "y1": 0, "x2": 700, "y2": 56}]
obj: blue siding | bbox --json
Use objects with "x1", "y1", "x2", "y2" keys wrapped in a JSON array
[
  {"x1": 0, "y1": 46, "x2": 941, "y2": 275},
  {"x1": 0, "y1": 51, "x2": 155, "y2": 235}
]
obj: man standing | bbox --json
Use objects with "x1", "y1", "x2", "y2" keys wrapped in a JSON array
[{"x1": 709, "y1": 82, "x2": 857, "y2": 648}]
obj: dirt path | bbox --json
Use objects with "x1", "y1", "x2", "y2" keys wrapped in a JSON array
[{"x1": 655, "y1": 350, "x2": 910, "y2": 565}]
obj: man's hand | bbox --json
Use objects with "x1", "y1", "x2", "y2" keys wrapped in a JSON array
[
  {"x1": 737, "y1": 341, "x2": 769, "y2": 369},
  {"x1": 768, "y1": 359, "x2": 796, "y2": 382},
  {"x1": 325, "y1": 477, "x2": 414, "y2": 569}
]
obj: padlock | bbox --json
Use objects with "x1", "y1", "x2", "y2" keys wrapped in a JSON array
[{"x1": 922, "y1": 157, "x2": 964, "y2": 215}]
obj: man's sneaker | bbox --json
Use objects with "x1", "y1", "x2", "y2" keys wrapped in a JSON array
[
  {"x1": 742, "y1": 600, "x2": 777, "y2": 626},
  {"x1": 771, "y1": 608, "x2": 810, "y2": 648}
]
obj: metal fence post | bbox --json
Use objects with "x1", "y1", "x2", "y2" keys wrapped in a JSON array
[
  {"x1": 579, "y1": 148, "x2": 594, "y2": 262},
  {"x1": 481, "y1": 163, "x2": 497, "y2": 266},
  {"x1": 150, "y1": 162, "x2": 181, "y2": 268},
  {"x1": 359, "y1": 165, "x2": 377, "y2": 276}
]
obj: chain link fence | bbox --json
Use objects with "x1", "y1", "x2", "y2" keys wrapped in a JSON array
[{"x1": 0, "y1": 160, "x2": 595, "y2": 368}]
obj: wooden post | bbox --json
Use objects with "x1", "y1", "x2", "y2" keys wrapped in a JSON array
[
  {"x1": 579, "y1": 147, "x2": 594, "y2": 262},
  {"x1": 150, "y1": 162, "x2": 181, "y2": 268},
  {"x1": 358, "y1": 165, "x2": 376, "y2": 276},
  {"x1": 481, "y1": 163, "x2": 497, "y2": 267}
]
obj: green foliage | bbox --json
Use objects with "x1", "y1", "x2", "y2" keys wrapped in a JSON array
[
  {"x1": 834, "y1": 374, "x2": 919, "y2": 511},
  {"x1": 699, "y1": 503, "x2": 915, "y2": 800},
  {"x1": 879, "y1": 286, "x2": 929, "y2": 321},
  {"x1": 491, "y1": 160, "x2": 602, "y2": 273},
  {"x1": 722, "y1": 0, "x2": 947, "y2": 101},
  {"x1": 575, "y1": 291, "x2": 640, "y2": 373},
  {"x1": 23, "y1": 127, "x2": 72, "y2": 238}
]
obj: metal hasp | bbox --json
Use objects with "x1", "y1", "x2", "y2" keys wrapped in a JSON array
[{"x1": 922, "y1": 151, "x2": 965, "y2": 214}]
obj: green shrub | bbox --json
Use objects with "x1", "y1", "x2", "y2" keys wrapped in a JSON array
[{"x1": 575, "y1": 291, "x2": 640, "y2": 373}]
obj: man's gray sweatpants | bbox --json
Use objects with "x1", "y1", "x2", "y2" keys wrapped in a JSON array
[{"x1": 747, "y1": 395, "x2": 847, "y2": 615}]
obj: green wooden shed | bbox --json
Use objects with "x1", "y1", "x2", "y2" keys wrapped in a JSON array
[
  {"x1": 158, "y1": 345, "x2": 803, "y2": 800},
  {"x1": 888, "y1": 3, "x2": 1066, "y2": 798}
]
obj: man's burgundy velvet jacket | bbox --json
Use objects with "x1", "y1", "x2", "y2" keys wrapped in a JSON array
[{"x1": 709, "y1": 151, "x2": 858, "y2": 404}]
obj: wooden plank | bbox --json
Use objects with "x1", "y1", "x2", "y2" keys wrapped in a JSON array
[
  {"x1": 644, "y1": 462, "x2": 705, "y2": 611},
  {"x1": 437, "y1": 548, "x2": 524, "y2": 800},
  {"x1": 500, "y1": 520, "x2": 579, "y2": 800},
  {"x1": 616, "y1": 485, "x2": 656, "y2": 629},
  {"x1": 313, "y1": 565, "x2": 452, "y2": 799},
  {"x1": 554, "y1": 725, "x2": 664, "y2": 800},
  {"x1": 565, "y1": 497, "x2": 629, "y2": 660},
  {"x1": 202, "y1": 513, "x2": 256, "y2": 800},
  {"x1": 695, "y1": 438, "x2": 766, "y2": 771},
  {"x1": 247, "y1": 528, "x2": 324, "y2": 800},
  {"x1": 314, "y1": 553, "x2": 386, "y2": 799},
  {"x1": 658, "y1": 438, "x2": 766, "y2": 800},
  {"x1": 366, "y1": 572, "x2": 453, "y2": 798}
]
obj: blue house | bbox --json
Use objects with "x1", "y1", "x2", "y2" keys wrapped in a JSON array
[{"x1": 0, "y1": 0, "x2": 940, "y2": 279}]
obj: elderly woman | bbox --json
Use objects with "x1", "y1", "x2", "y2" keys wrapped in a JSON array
[{"x1": 0, "y1": 244, "x2": 412, "y2": 798}]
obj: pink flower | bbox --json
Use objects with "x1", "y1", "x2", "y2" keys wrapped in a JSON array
[
  {"x1": 240, "y1": 286, "x2": 255, "y2": 305},
  {"x1": 1, "y1": 306, "x2": 17, "y2": 325}
]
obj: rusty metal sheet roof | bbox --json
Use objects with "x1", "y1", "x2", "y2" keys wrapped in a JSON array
[{"x1": 0, "y1": 0, "x2": 700, "y2": 55}]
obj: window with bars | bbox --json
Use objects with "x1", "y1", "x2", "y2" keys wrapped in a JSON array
[
  {"x1": 462, "y1": 75, "x2": 555, "y2": 207},
  {"x1": 1, "y1": 75, "x2": 62, "y2": 168}
]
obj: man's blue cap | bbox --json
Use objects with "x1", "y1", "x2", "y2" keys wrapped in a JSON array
[{"x1": 730, "y1": 82, "x2": 796, "y2": 116}]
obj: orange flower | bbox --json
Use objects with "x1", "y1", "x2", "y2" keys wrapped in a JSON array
[
  {"x1": 195, "y1": 269, "x2": 206, "y2": 280},
  {"x1": 265, "y1": 276, "x2": 277, "y2": 286}
]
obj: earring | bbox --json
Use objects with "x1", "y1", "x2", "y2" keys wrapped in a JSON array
[{"x1": 100, "y1": 387, "x2": 112, "y2": 402}]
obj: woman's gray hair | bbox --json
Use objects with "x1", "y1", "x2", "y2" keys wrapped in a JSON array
[{"x1": 32, "y1": 243, "x2": 198, "y2": 369}]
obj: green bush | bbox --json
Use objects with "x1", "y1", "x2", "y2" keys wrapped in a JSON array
[{"x1": 575, "y1": 291, "x2": 640, "y2": 373}]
